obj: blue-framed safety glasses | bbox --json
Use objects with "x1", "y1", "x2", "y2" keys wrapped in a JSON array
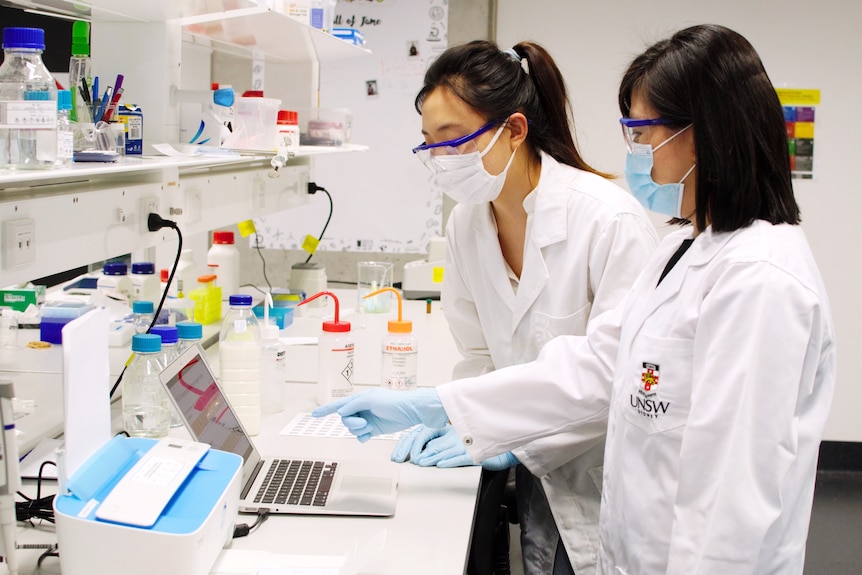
[
  {"x1": 620, "y1": 117, "x2": 674, "y2": 151},
  {"x1": 412, "y1": 119, "x2": 505, "y2": 172}
]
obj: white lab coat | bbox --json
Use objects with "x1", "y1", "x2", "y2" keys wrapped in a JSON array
[
  {"x1": 439, "y1": 221, "x2": 836, "y2": 574},
  {"x1": 443, "y1": 152, "x2": 659, "y2": 573}
]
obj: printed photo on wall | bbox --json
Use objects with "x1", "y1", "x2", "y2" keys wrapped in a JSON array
[
  {"x1": 366, "y1": 80, "x2": 379, "y2": 98},
  {"x1": 407, "y1": 41, "x2": 419, "y2": 57}
]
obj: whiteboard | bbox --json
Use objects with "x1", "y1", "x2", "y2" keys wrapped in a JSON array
[
  {"x1": 255, "y1": 0, "x2": 448, "y2": 255},
  {"x1": 497, "y1": 1, "x2": 861, "y2": 441}
]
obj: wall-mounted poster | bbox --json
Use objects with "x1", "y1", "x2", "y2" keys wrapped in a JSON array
[{"x1": 777, "y1": 88, "x2": 820, "y2": 180}]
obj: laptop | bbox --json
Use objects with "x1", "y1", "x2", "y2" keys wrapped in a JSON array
[{"x1": 159, "y1": 343, "x2": 399, "y2": 516}]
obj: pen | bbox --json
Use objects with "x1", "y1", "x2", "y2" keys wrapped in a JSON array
[
  {"x1": 92, "y1": 76, "x2": 98, "y2": 106},
  {"x1": 95, "y1": 86, "x2": 111, "y2": 124},
  {"x1": 102, "y1": 87, "x2": 124, "y2": 122},
  {"x1": 80, "y1": 78, "x2": 91, "y2": 103}
]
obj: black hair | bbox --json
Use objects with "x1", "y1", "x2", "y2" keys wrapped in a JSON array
[
  {"x1": 415, "y1": 40, "x2": 609, "y2": 178},
  {"x1": 619, "y1": 24, "x2": 800, "y2": 232}
]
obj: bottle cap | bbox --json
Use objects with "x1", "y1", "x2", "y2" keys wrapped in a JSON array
[
  {"x1": 213, "y1": 230, "x2": 235, "y2": 244},
  {"x1": 131, "y1": 333, "x2": 161, "y2": 353},
  {"x1": 242, "y1": 90, "x2": 264, "y2": 98},
  {"x1": 71, "y1": 20, "x2": 90, "y2": 56},
  {"x1": 364, "y1": 287, "x2": 412, "y2": 333},
  {"x1": 160, "y1": 268, "x2": 169, "y2": 282},
  {"x1": 151, "y1": 325, "x2": 178, "y2": 344},
  {"x1": 176, "y1": 321, "x2": 203, "y2": 340},
  {"x1": 277, "y1": 110, "x2": 298, "y2": 125},
  {"x1": 260, "y1": 322, "x2": 280, "y2": 341},
  {"x1": 132, "y1": 300, "x2": 154, "y2": 314},
  {"x1": 57, "y1": 89, "x2": 71, "y2": 111},
  {"x1": 298, "y1": 291, "x2": 351, "y2": 332},
  {"x1": 131, "y1": 262, "x2": 155, "y2": 275},
  {"x1": 103, "y1": 262, "x2": 128, "y2": 275},
  {"x1": 197, "y1": 274, "x2": 217, "y2": 284},
  {"x1": 229, "y1": 294, "x2": 253, "y2": 306},
  {"x1": 2, "y1": 27, "x2": 45, "y2": 51}
]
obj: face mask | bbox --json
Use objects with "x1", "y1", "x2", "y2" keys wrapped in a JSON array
[
  {"x1": 429, "y1": 124, "x2": 516, "y2": 204},
  {"x1": 624, "y1": 126, "x2": 695, "y2": 218}
]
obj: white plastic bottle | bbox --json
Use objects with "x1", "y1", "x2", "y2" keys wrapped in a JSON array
[
  {"x1": 131, "y1": 262, "x2": 161, "y2": 303},
  {"x1": 175, "y1": 249, "x2": 199, "y2": 299},
  {"x1": 56, "y1": 89, "x2": 73, "y2": 166},
  {"x1": 366, "y1": 287, "x2": 417, "y2": 390},
  {"x1": 207, "y1": 230, "x2": 240, "y2": 300},
  {"x1": 297, "y1": 291, "x2": 354, "y2": 405},
  {"x1": 219, "y1": 294, "x2": 261, "y2": 435},
  {"x1": 0, "y1": 27, "x2": 57, "y2": 169},
  {"x1": 97, "y1": 262, "x2": 133, "y2": 301},
  {"x1": 122, "y1": 333, "x2": 170, "y2": 438},
  {"x1": 260, "y1": 321, "x2": 286, "y2": 414}
]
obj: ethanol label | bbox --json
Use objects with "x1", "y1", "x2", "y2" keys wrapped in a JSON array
[{"x1": 0, "y1": 101, "x2": 56, "y2": 128}]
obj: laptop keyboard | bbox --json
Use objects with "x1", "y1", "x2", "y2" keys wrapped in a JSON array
[{"x1": 253, "y1": 460, "x2": 337, "y2": 507}]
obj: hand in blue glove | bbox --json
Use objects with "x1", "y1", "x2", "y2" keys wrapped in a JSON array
[
  {"x1": 391, "y1": 425, "x2": 448, "y2": 463},
  {"x1": 406, "y1": 425, "x2": 519, "y2": 470},
  {"x1": 312, "y1": 388, "x2": 448, "y2": 443}
]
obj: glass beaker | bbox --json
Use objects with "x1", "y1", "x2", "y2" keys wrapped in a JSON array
[{"x1": 357, "y1": 261, "x2": 394, "y2": 313}]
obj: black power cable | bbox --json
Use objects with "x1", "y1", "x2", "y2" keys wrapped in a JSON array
[
  {"x1": 109, "y1": 213, "x2": 183, "y2": 399},
  {"x1": 303, "y1": 183, "x2": 332, "y2": 263}
]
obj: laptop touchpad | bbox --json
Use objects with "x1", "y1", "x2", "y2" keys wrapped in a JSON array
[{"x1": 341, "y1": 475, "x2": 393, "y2": 494}]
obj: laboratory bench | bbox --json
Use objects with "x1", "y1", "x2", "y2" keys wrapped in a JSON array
[{"x1": 2, "y1": 289, "x2": 480, "y2": 574}]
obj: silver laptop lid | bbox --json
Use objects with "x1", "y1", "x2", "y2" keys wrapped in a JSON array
[{"x1": 159, "y1": 343, "x2": 263, "y2": 487}]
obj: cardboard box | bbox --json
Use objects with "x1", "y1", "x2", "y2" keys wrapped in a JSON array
[{"x1": 118, "y1": 104, "x2": 143, "y2": 155}]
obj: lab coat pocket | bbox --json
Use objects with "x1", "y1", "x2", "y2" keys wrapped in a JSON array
[
  {"x1": 532, "y1": 303, "x2": 591, "y2": 348},
  {"x1": 622, "y1": 334, "x2": 693, "y2": 434}
]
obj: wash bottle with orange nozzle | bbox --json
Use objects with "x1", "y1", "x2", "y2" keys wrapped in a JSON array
[
  {"x1": 364, "y1": 287, "x2": 417, "y2": 390},
  {"x1": 298, "y1": 291, "x2": 354, "y2": 404}
]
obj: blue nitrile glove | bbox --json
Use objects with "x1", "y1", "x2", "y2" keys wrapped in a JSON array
[
  {"x1": 391, "y1": 425, "x2": 448, "y2": 463},
  {"x1": 312, "y1": 388, "x2": 448, "y2": 443},
  {"x1": 410, "y1": 425, "x2": 520, "y2": 470}
]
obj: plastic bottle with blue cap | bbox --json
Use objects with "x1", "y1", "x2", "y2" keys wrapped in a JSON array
[
  {"x1": 0, "y1": 27, "x2": 57, "y2": 169},
  {"x1": 219, "y1": 294, "x2": 261, "y2": 435},
  {"x1": 122, "y1": 333, "x2": 170, "y2": 438}
]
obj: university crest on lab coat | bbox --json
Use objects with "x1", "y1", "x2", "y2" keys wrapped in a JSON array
[{"x1": 641, "y1": 362, "x2": 660, "y2": 392}]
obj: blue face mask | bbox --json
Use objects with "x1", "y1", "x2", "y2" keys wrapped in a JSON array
[{"x1": 624, "y1": 126, "x2": 695, "y2": 218}]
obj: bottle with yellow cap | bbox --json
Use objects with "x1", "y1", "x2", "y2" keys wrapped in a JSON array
[
  {"x1": 298, "y1": 291, "x2": 354, "y2": 405},
  {"x1": 364, "y1": 287, "x2": 417, "y2": 390}
]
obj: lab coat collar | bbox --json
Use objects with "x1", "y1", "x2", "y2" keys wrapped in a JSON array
[
  {"x1": 629, "y1": 223, "x2": 738, "y2": 333},
  {"x1": 526, "y1": 152, "x2": 569, "y2": 248}
]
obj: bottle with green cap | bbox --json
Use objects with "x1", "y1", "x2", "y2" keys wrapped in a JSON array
[
  {"x1": 68, "y1": 20, "x2": 92, "y2": 125},
  {"x1": 364, "y1": 287, "x2": 418, "y2": 390}
]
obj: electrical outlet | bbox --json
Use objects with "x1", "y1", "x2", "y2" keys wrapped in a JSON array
[
  {"x1": 2, "y1": 217, "x2": 36, "y2": 268},
  {"x1": 140, "y1": 196, "x2": 160, "y2": 230}
]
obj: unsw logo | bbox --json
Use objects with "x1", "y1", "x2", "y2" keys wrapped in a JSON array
[{"x1": 630, "y1": 362, "x2": 671, "y2": 419}]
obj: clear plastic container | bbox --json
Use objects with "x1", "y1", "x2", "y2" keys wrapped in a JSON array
[
  {"x1": 260, "y1": 322, "x2": 286, "y2": 414},
  {"x1": 219, "y1": 294, "x2": 261, "y2": 435},
  {"x1": 132, "y1": 300, "x2": 154, "y2": 334},
  {"x1": 207, "y1": 230, "x2": 240, "y2": 300},
  {"x1": 175, "y1": 320, "x2": 203, "y2": 354},
  {"x1": 223, "y1": 96, "x2": 281, "y2": 150},
  {"x1": 122, "y1": 333, "x2": 169, "y2": 438},
  {"x1": 0, "y1": 27, "x2": 57, "y2": 169},
  {"x1": 56, "y1": 89, "x2": 73, "y2": 166},
  {"x1": 151, "y1": 324, "x2": 184, "y2": 429}
]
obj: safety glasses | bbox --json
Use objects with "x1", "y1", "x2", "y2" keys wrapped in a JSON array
[
  {"x1": 412, "y1": 119, "x2": 506, "y2": 172},
  {"x1": 620, "y1": 117, "x2": 674, "y2": 151}
]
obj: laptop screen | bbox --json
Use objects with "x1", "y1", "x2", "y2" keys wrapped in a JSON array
[{"x1": 161, "y1": 348, "x2": 255, "y2": 463}]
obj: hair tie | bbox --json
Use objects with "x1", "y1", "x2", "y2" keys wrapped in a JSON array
[{"x1": 504, "y1": 47, "x2": 530, "y2": 75}]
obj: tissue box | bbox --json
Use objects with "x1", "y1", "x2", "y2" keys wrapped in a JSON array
[{"x1": 0, "y1": 285, "x2": 45, "y2": 311}]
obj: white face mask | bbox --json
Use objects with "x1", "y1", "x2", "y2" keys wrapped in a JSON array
[{"x1": 428, "y1": 124, "x2": 516, "y2": 204}]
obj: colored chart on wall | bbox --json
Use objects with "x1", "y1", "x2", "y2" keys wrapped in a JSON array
[{"x1": 777, "y1": 88, "x2": 820, "y2": 180}]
